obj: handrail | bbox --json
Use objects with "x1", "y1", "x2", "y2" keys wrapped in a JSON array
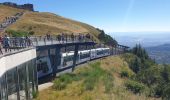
[{"x1": 0, "y1": 34, "x2": 94, "y2": 56}]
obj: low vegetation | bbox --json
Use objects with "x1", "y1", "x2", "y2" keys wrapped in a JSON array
[
  {"x1": 5, "y1": 29, "x2": 34, "y2": 37},
  {"x1": 122, "y1": 44, "x2": 170, "y2": 100},
  {"x1": 36, "y1": 56, "x2": 159, "y2": 100},
  {"x1": 97, "y1": 28, "x2": 117, "y2": 46}
]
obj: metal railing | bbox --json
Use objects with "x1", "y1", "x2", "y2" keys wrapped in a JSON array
[{"x1": 0, "y1": 35, "x2": 94, "y2": 56}]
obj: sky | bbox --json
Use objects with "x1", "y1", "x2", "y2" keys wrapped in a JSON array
[{"x1": 1, "y1": 0, "x2": 170, "y2": 33}]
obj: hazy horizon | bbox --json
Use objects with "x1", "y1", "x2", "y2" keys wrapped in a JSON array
[{"x1": 110, "y1": 32, "x2": 170, "y2": 47}]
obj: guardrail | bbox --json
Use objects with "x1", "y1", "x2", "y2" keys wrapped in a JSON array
[{"x1": 0, "y1": 34, "x2": 94, "y2": 56}]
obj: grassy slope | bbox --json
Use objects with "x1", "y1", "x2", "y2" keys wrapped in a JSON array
[
  {"x1": 0, "y1": 5, "x2": 100, "y2": 41},
  {"x1": 0, "y1": 5, "x2": 26, "y2": 23},
  {"x1": 36, "y1": 56, "x2": 160, "y2": 100}
]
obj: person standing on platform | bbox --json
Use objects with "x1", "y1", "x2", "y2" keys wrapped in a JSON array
[
  {"x1": 57, "y1": 34, "x2": 61, "y2": 43},
  {"x1": 0, "y1": 36, "x2": 3, "y2": 55},
  {"x1": 3, "y1": 35, "x2": 10, "y2": 52},
  {"x1": 61, "y1": 33, "x2": 64, "y2": 43},
  {"x1": 71, "y1": 33, "x2": 74, "y2": 42}
]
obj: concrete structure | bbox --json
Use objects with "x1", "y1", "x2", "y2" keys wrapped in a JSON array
[{"x1": 0, "y1": 48, "x2": 37, "y2": 100}]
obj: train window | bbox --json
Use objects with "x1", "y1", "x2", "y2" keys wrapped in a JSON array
[
  {"x1": 97, "y1": 50, "x2": 104, "y2": 55},
  {"x1": 80, "y1": 52, "x2": 90, "y2": 59},
  {"x1": 64, "y1": 55, "x2": 74, "y2": 62},
  {"x1": 37, "y1": 61, "x2": 49, "y2": 73}
]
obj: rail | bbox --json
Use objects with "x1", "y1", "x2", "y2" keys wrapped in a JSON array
[{"x1": 0, "y1": 34, "x2": 94, "y2": 56}]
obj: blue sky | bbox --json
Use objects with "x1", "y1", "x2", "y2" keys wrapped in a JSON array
[{"x1": 1, "y1": 0, "x2": 170, "y2": 33}]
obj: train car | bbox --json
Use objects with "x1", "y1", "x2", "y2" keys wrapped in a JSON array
[
  {"x1": 102, "y1": 48, "x2": 111, "y2": 56},
  {"x1": 60, "y1": 52, "x2": 74, "y2": 69},
  {"x1": 90, "y1": 48, "x2": 111, "y2": 59},
  {"x1": 37, "y1": 56, "x2": 52, "y2": 78},
  {"x1": 36, "y1": 48, "x2": 111, "y2": 79},
  {"x1": 77, "y1": 50, "x2": 91, "y2": 64}
]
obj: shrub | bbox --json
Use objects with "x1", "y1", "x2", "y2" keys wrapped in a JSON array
[
  {"x1": 29, "y1": 31, "x2": 35, "y2": 35},
  {"x1": 125, "y1": 80, "x2": 145, "y2": 94},
  {"x1": 6, "y1": 30, "x2": 28, "y2": 37},
  {"x1": 162, "y1": 83, "x2": 170, "y2": 100},
  {"x1": 53, "y1": 73, "x2": 76, "y2": 90},
  {"x1": 120, "y1": 70, "x2": 129, "y2": 78},
  {"x1": 32, "y1": 90, "x2": 38, "y2": 99},
  {"x1": 53, "y1": 79, "x2": 67, "y2": 90}
]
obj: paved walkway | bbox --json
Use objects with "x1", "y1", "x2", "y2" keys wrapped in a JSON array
[
  {"x1": 38, "y1": 82, "x2": 53, "y2": 91},
  {"x1": 0, "y1": 47, "x2": 34, "y2": 58}
]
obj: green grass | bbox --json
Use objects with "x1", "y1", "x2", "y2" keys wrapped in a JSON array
[
  {"x1": 53, "y1": 62, "x2": 114, "y2": 92},
  {"x1": 103, "y1": 72, "x2": 114, "y2": 93}
]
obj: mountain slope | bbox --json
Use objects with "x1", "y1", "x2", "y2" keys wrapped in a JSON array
[
  {"x1": 0, "y1": 5, "x2": 100, "y2": 41},
  {"x1": 0, "y1": 5, "x2": 26, "y2": 23}
]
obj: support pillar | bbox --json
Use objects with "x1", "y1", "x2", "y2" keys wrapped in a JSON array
[
  {"x1": 49, "y1": 48, "x2": 61, "y2": 77},
  {"x1": 72, "y1": 44, "x2": 79, "y2": 71}
]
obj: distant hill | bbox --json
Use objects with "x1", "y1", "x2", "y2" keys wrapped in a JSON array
[
  {"x1": 0, "y1": 5, "x2": 101, "y2": 42},
  {"x1": 146, "y1": 44, "x2": 170, "y2": 64}
]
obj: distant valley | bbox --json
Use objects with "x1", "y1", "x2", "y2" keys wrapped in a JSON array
[
  {"x1": 110, "y1": 32, "x2": 170, "y2": 64},
  {"x1": 146, "y1": 44, "x2": 170, "y2": 64}
]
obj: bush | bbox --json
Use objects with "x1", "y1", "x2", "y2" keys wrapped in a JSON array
[
  {"x1": 125, "y1": 80, "x2": 145, "y2": 94},
  {"x1": 53, "y1": 73, "x2": 77, "y2": 90},
  {"x1": 6, "y1": 30, "x2": 28, "y2": 37},
  {"x1": 32, "y1": 90, "x2": 38, "y2": 99},
  {"x1": 162, "y1": 83, "x2": 170, "y2": 100},
  {"x1": 53, "y1": 79, "x2": 67, "y2": 90},
  {"x1": 120, "y1": 70, "x2": 129, "y2": 78},
  {"x1": 29, "y1": 31, "x2": 35, "y2": 35}
]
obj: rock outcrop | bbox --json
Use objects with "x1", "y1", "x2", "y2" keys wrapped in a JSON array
[{"x1": 0, "y1": 2, "x2": 34, "y2": 11}]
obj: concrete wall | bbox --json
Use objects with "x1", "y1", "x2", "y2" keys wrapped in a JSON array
[{"x1": 0, "y1": 48, "x2": 36, "y2": 77}]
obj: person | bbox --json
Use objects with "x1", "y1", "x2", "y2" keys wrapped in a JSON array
[
  {"x1": 78, "y1": 33, "x2": 82, "y2": 42},
  {"x1": 65, "y1": 33, "x2": 68, "y2": 43},
  {"x1": 0, "y1": 36, "x2": 3, "y2": 55},
  {"x1": 3, "y1": 35, "x2": 10, "y2": 52},
  {"x1": 61, "y1": 33, "x2": 64, "y2": 43},
  {"x1": 57, "y1": 34, "x2": 61, "y2": 43},
  {"x1": 86, "y1": 33, "x2": 90, "y2": 41},
  {"x1": 71, "y1": 33, "x2": 74, "y2": 42}
]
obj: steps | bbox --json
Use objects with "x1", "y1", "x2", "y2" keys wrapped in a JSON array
[{"x1": 0, "y1": 12, "x2": 24, "y2": 33}]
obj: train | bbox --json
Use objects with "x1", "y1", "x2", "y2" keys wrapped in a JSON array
[{"x1": 37, "y1": 47, "x2": 111, "y2": 79}]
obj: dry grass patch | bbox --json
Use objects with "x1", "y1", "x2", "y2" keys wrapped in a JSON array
[{"x1": 0, "y1": 5, "x2": 26, "y2": 23}]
